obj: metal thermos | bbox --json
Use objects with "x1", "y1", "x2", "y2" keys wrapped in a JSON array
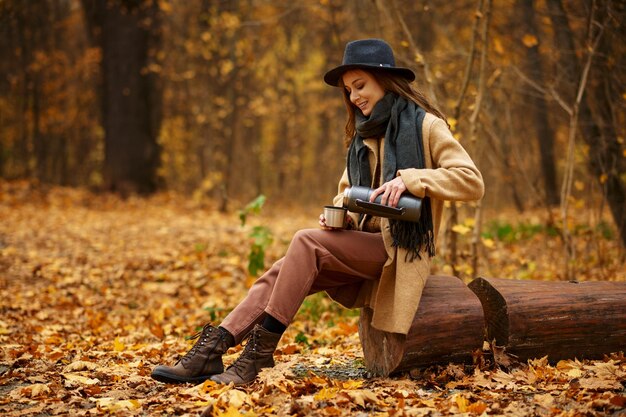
[{"x1": 342, "y1": 185, "x2": 422, "y2": 222}]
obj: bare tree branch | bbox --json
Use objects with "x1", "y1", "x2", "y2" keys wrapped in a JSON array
[
  {"x1": 469, "y1": 0, "x2": 492, "y2": 135},
  {"x1": 560, "y1": 5, "x2": 605, "y2": 280},
  {"x1": 389, "y1": 0, "x2": 439, "y2": 106},
  {"x1": 453, "y1": 0, "x2": 484, "y2": 121},
  {"x1": 511, "y1": 65, "x2": 573, "y2": 115}
]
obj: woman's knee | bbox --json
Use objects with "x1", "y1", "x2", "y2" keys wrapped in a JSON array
[{"x1": 291, "y1": 228, "x2": 321, "y2": 243}]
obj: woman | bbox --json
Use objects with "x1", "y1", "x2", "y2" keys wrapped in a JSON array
[{"x1": 151, "y1": 38, "x2": 484, "y2": 386}]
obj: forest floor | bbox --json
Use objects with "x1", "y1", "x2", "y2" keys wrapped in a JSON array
[{"x1": 1, "y1": 180, "x2": 625, "y2": 416}]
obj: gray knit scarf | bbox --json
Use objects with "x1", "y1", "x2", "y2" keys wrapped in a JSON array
[{"x1": 347, "y1": 92, "x2": 435, "y2": 260}]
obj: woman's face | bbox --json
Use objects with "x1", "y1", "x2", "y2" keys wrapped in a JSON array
[{"x1": 342, "y1": 69, "x2": 385, "y2": 116}]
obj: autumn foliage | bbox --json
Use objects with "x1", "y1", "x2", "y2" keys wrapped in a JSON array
[
  {"x1": 1, "y1": 0, "x2": 625, "y2": 415},
  {"x1": 1, "y1": 181, "x2": 624, "y2": 416}
]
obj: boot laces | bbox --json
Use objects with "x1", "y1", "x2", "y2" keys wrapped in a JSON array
[
  {"x1": 226, "y1": 329, "x2": 259, "y2": 377},
  {"x1": 179, "y1": 325, "x2": 219, "y2": 365}
]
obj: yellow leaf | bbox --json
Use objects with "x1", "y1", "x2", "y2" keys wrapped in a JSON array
[
  {"x1": 63, "y1": 373, "x2": 101, "y2": 386},
  {"x1": 481, "y1": 237, "x2": 495, "y2": 248},
  {"x1": 452, "y1": 224, "x2": 471, "y2": 235},
  {"x1": 341, "y1": 380, "x2": 364, "y2": 390},
  {"x1": 96, "y1": 398, "x2": 141, "y2": 411},
  {"x1": 220, "y1": 60, "x2": 234, "y2": 76},
  {"x1": 218, "y1": 390, "x2": 249, "y2": 409},
  {"x1": 574, "y1": 180, "x2": 585, "y2": 191},
  {"x1": 314, "y1": 387, "x2": 339, "y2": 401},
  {"x1": 599, "y1": 173, "x2": 608, "y2": 184},
  {"x1": 522, "y1": 34, "x2": 538, "y2": 48},
  {"x1": 113, "y1": 337, "x2": 125, "y2": 352},
  {"x1": 122, "y1": 400, "x2": 141, "y2": 410},
  {"x1": 448, "y1": 117, "x2": 458, "y2": 131},
  {"x1": 454, "y1": 394, "x2": 469, "y2": 412},
  {"x1": 459, "y1": 263, "x2": 474, "y2": 275},
  {"x1": 400, "y1": 40, "x2": 410, "y2": 47},
  {"x1": 493, "y1": 37, "x2": 504, "y2": 54},
  {"x1": 419, "y1": 398, "x2": 437, "y2": 407},
  {"x1": 64, "y1": 361, "x2": 99, "y2": 372}
]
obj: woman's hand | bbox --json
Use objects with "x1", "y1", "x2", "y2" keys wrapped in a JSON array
[
  {"x1": 319, "y1": 213, "x2": 334, "y2": 230},
  {"x1": 370, "y1": 176, "x2": 407, "y2": 207}
]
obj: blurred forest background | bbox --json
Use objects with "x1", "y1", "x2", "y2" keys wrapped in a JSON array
[{"x1": 0, "y1": 0, "x2": 624, "y2": 263}]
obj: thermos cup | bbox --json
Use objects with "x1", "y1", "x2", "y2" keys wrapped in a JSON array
[
  {"x1": 342, "y1": 185, "x2": 422, "y2": 222},
  {"x1": 323, "y1": 206, "x2": 347, "y2": 228}
]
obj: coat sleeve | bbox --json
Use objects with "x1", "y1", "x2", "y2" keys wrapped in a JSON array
[
  {"x1": 332, "y1": 168, "x2": 360, "y2": 229},
  {"x1": 397, "y1": 117, "x2": 484, "y2": 201}
]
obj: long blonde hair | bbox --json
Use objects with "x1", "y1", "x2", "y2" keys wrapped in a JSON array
[{"x1": 339, "y1": 69, "x2": 447, "y2": 147}]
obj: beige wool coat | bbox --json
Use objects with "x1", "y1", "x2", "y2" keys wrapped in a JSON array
[{"x1": 326, "y1": 113, "x2": 485, "y2": 335}]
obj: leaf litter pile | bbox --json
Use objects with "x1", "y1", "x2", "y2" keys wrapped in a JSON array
[{"x1": 1, "y1": 181, "x2": 625, "y2": 416}]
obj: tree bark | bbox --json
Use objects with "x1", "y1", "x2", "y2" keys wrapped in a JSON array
[
  {"x1": 468, "y1": 277, "x2": 626, "y2": 361},
  {"x1": 358, "y1": 275, "x2": 484, "y2": 376},
  {"x1": 519, "y1": 0, "x2": 559, "y2": 206},
  {"x1": 83, "y1": 0, "x2": 162, "y2": 195}
]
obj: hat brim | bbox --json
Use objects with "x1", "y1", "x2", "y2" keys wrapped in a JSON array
[{"x1": 324, "y1": 64, "x2": 415, "y2": 87}]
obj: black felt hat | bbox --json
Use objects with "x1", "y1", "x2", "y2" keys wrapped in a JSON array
[{"x1": 324, "y1": 38, "x2": 415, "y2": 87}]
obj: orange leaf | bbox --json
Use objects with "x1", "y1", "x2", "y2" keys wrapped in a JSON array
[{"x1": 522, "y1": 34, "x2": 538, "y2": 47}]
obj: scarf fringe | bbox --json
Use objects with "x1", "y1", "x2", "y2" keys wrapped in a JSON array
[{"x1": 389, "y1": 197, "x2": 436, "y2": 262}]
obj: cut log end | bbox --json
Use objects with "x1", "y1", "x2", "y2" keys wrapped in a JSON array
[
  {"x1": 358, "y1": 307, "x2": 405, "y2": 376},
  {"x1": 359, "y1": 275, "x2": 484, "y2": 376}
]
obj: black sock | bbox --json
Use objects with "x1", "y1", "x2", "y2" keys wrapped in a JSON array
[
  {"x1": 218, "y1": 326, "x2": 235, "y2": 347},
  {"x1": 262, "y1": 315, "x2": 287, "y2": 335}
]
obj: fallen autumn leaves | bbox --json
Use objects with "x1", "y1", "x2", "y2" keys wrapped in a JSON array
[{"x1": 0, "y1": 181, "x2": 624, "y2": 416}]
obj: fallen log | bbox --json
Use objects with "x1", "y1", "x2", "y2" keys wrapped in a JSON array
[
  {"x1": 358, "y1": 275, "x2": 484, "y2": 376},
  {"x1": 468, "y1": 277, "x2": 626, "y2": 362}
]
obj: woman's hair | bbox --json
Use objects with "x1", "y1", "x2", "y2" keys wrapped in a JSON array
[{"x1": 339, "y1": 69, "x2": 448, "y2": 147}]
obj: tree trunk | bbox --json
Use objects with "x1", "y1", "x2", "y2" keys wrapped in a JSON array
[
  {"x1": 547, "y1": 0, "x2": 626, "y2": 247},
  {"x1": 358, "y1": 275, "x2": 484, "y2": 376},
  {"x1": 519, "y1": 0, "x2": 559, "y2": 206},
  {"x1": 586, "y1": 0, "x2": 626, "y2": 247},
  {"x1": 32, "y1": 75, "x2": 47, "y2": 182},
  {"x1": 468, "y1": 277, "x2": 626, "y2": 362},
  {"x1": 84, "y1": 0, "x2": 162, "y2": 195}
]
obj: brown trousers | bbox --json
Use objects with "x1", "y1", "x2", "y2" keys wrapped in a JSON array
[{"x1": 220, "y1": 228, "x2": 387, "y2": 342}]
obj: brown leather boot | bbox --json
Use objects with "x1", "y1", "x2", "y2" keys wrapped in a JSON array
[
  {"x1": 210, "y1": 324, "x2": 281, "y2": 386},
  {"x1": 151, "y1": 324, "x2": 232, "y2": 384}
]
